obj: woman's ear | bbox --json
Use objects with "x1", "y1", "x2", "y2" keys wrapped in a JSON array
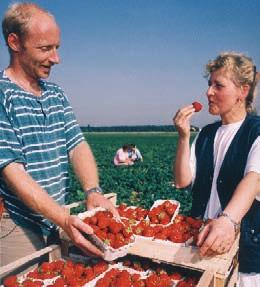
[{"x1": 240, "y1": 84, "x2": 250, "y2": 100}]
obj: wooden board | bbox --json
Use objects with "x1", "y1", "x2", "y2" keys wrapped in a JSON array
[
  {"x1": 0, "y1": 245, "x2": 60, "y2": 280},
  {"x1": 128, "y1": 235, "x2": 239, "y2": 276}
]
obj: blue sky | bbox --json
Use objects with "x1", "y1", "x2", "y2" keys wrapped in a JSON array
[{"x1": 1, "y1": 0, "x2": 260, "y2": 127}]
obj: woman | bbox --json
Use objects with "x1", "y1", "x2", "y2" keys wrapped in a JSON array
[
  {"x1": 113, "y1": 144, "x2": 134, "y2": 166},
  {"x1": 173, "y1": 52, "x2": 260, "y2": 286}
]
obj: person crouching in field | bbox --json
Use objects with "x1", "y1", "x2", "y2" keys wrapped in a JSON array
[
  {"x1": 113, "y1": 144, "x2": 134, "y2": 166},
  {"x1": 129, "y1": 144, "x2": 143, "y2": 162},
  {"x1": 173, "y1": 52, "x2": 260, "y2": 286}
]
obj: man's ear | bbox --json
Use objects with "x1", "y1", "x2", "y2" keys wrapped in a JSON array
[{"x1": 7, "y1": 33, "x2": 22, "y2": 52}]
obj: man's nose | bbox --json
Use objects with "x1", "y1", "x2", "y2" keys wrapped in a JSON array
[{"x1": 49, "y1": 48, "x2": 60, "y2": 64}]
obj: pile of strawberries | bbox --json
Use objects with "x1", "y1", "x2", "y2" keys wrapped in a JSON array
[
  {"x1": 118, "y1": 204, "x2": 148, "y2": 221},
  {"x1": 3, "y1": 259, "x2": 108, "y2": 287},
  {"x1": 147, "y1": 201, "x2": 178, "y2": 225},
  {"x1": 95, "y1": 268, "x2": 199, "y2": 287},
  {"x1": 118, "y1": 255, "x2": 200, "y2": 287},
  {"x1": 95, "y1": 268, "x2": 175, "y2": 287},
  {"x1": 128, "y1": 214, "x2": 203, "y2": 243},
  {"x1": 83, "y1": 210, "x2": 134, "y2": 249},
  {"x1": 117, "y1": 201, "x2": 203, "y2": 244}
]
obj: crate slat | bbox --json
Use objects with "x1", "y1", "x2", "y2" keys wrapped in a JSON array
[
  {"x1": 128, "y1": 235, "x2": 239, "y2": 275},
  {"x1": 0, "y1": 245, "x2": 60, "y2": 277}
]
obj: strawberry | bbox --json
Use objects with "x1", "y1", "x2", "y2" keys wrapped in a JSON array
[
  {"x1": 165, "y1": 203, "x2": 177, "y2": 216},
  {"x1": 40, "y1": 262, "x2": 53, "y2": 273},
  {"x1": 158, "y1": 273, "x2": 172, "y2": 287},
  {"x1": 132, "y1": 273, "x2": 141, "y2": 282},
  {"x1": 84, "y1": 266, "x2": 95, "y2": 282},
  {"x1": 95, "y1": 229, "x2": 107, "y2": 241},
  {"x1": 89, "y1": 215, "x2": 98, "y2": 225},
  {"x1": 122, "y1": 225, "x2": 133, "y2": 238},
  {"x1": 145, "y1": 273, "x2": 159, "y2": 287},
  {"x1": 133, "y1": 281, "x2": 146, "y2": 287},
  {"x1": 74, "y1": 263, "x2": 85, "y2": 277},
  {"x1": 170, "y1": 272, "x2": 182, "y2": 281},
  {"x1": 52, "y1": 277, "x2": 66, "y2": 287},
  {"x1": 52, "y1": 260, "x2": 65, "y2": 272},
  {"x1": 93, "y1": 261, "x2": 108, "y2": 276},
  {"x1": 3, "y1": 276, "x2": 18, "y2": 287},
  {"x1": 113, "y1": 233, "x2": 126, "y2": 248},
  {"x1": 97, "y1": 214, "x2": 111, "y2": 229},
  {"x1": 133, "y1": 225, "x2": 143, "y2": 235},
  {"x1": 158, "y1": 211, "x2": 170, "y2": 224},
  {"x1": 114, "y1": 270, "x2": 132, "y2": 287},
  {"x1": 192, "y1": 101, "x2": 203, "y2": 112},
  {"x1": 22, "y1": 280, "x2": 43, "y2": 287},
  {"x1": 142, "y1": 226, "x2": 155, "y2": 237},
  {"x1": 95, "y1": 277, "x2": 110, "y2": 287},
  {"x1": 108, "y1": 221, "x2": 123, "y2": 234}
]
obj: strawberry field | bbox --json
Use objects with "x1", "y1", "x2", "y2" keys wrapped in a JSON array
[{"x1": 68, "y1": 132, "x2": 196, "y2": 215}]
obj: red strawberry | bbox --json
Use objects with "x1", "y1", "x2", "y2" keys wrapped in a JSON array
[
  {"x1": 122, "y1": 225, "x2": 133, "y2": 238},
  {"x1": 192, "y1": 101, "x2": 203, "y2": 112},
  {"x1": 3, "y1": 276, "x2": 18, "y2": 287},
  {"x1": 97, "y1": 215, "x2": 111, "y2": 229},
  {"x1": 108, "y1": 221, "x2": 123, "y2": 234},
  {"x1": 52, "y1": 277, "x2": 66, "y2": 287},
  {"x1": 170, "y1": 272, "x2": 182, "y2": 281},
  {"x1": 93, "y1": 261, "x2": 108, "y2": 276}
]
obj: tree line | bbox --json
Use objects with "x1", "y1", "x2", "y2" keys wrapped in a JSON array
[{"x1": 81, "y1": 125, "x2": 200, "y2": 132}]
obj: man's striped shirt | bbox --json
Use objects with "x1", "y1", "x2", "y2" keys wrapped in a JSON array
[{"x1": 0, "y1": 70, "x2": 84, "y2": 234}]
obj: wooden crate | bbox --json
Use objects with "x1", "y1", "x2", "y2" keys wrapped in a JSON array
[
  {"x1": 60, "y1": 193, "x2": 237, "y2": 286},
  {"x1": 0, "y1": 244, "x2": 61, "y2": 282},
  {"x1": 128, "y1": 235, "x2": 239, "y2": 287},
  {"x1": 0, "y1": 244, "x2": 214, "y2": 287}
]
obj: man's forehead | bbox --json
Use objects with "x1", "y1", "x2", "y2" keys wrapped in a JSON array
[{"x1": 26, "y1": 12, "x2": 58, "y2": 35}]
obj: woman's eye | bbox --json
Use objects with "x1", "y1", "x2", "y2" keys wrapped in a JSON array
[{"x1": 216, "y1": 83, "x2": 224, "y2": 88}]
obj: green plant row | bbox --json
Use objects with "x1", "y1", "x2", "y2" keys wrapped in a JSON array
[{"x1": 67, "y1": 132, "x2": 196, "y2": 215}]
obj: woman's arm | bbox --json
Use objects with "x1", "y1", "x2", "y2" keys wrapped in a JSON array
[
  {"x1": 198, "y1": 171, "x2": 260, "y2": 256},
  {"x1": 173, "y1": 105, "x2": 195, "y2": 188}
]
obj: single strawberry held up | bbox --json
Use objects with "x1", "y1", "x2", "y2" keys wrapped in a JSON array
[{"x1": 192, "y1": 101, "x2": 203, "y2": 112}]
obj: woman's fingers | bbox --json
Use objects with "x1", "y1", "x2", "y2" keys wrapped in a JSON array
[{"x1": 198, "y1": 217, "x2": 236, "y2": 257}]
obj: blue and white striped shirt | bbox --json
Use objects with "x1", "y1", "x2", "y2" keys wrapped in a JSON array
[{"x1": 0, "y1": 70, "x2": 84, "y2": 234}]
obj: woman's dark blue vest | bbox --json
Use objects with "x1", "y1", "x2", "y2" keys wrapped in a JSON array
[{"x1": 191, "y1": 115, "x2": 260, "y2": 273}]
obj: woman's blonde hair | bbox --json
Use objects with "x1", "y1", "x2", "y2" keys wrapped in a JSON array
[{"x1": 205, "y1": 51, "x2": 259, "y2": 113}]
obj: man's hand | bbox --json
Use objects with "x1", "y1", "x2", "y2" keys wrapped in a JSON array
[
  {"x1": 86, "y1": 192, "x2": 120, "y2": 219},
  {"x1": 197, "y1": 217, "x2": 236, "y2": 257},
  {"x1": 63, "y1": 213, "x2": 104, "y2": 257}
]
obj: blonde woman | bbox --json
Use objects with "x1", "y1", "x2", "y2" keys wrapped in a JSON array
[{"x1": 173, "y1": 52, "x2": 260, "y2": 286}]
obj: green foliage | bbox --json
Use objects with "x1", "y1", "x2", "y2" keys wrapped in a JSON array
[{"x1": 67, "y1": 132, "x2": 196, "y2": 215}]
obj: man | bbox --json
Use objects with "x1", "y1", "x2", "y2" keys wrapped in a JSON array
[{"x1": 0, "y1": 2, "x2": 118, "y2": 266}]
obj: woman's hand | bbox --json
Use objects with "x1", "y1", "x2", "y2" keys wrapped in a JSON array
[
  {"x1": 197, "y1": 217, "x2": 236, "y2": 256},
  {"x1": 173, "y1": 105, "x2": 195, "y2": 138}
]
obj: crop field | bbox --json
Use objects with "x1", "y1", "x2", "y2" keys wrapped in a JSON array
[{"x1": 68, "y1": 132, "x2": 197, "y2": 215}]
